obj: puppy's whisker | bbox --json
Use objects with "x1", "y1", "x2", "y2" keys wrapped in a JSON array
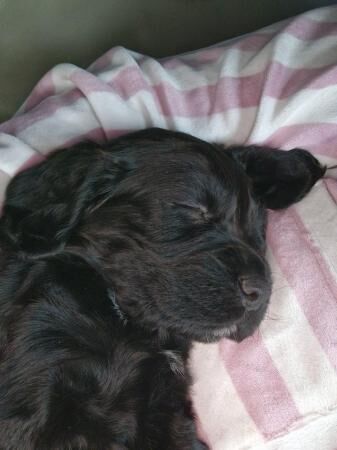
[
  {"x1": 271, "y1": 285, "x2": 289, "y2": 294},
  {"x1": 264, "y1": 311, "x2": 289, "y2": 324},
  {"x1": 264, "y1": 313, "x2": 280, "y2": 321}
]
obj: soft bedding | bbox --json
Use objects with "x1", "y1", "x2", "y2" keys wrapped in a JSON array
[{"x1": 1, "y1": 5, "x2": 337, "y2": 450}]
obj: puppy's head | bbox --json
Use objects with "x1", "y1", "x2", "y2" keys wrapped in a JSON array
[
  {"x1": 2, "y1": 129, "x2": 325, "y2": 343},
  {"x1": 78, "y1": 143, "x2": 270, "y2": 343}
]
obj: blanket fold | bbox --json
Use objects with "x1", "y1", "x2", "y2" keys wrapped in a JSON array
[{"x1": 1, "y1": 6, "x2": 337, "y2": 449}]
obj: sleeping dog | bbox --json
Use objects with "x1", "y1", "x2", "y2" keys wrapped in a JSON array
[{"x1": 0, "y1": 128, "x2": 325, "y2": 449}]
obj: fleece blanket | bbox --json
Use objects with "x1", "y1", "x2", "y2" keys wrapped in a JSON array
[{"x1": 1, "y1": 5, "x2": 337, "y2": 450}]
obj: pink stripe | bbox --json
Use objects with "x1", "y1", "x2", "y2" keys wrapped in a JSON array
[
  {"x1": 73, "y1": 62, "x2": 337, "y2": 116},
  {"x1": 88, "y1": 47, "x2": 123, "y2": 74},
  {"x1": 15, "y1": 153, "x2": 46, "y2": 174},
  {"x1": 268, "y1": 209, "x2": 337, "y2": 372},
  {"x1": 259, "y1": 123, "x2": 337, "y2": 155},
  {"x1": 220, "y1": 335, "x2": 300, "y2": 439},
  {"x1": 0, "y1": 68, "x2": 136, "y2": 135},
  {"x1": 151, "y1": 63, "x2": 337, "y2": 117},
  {"x1": 0, "y1": 129, "x2": 134, "y2": 179},
  {"x1": 88, "y1": 46, "x2": 141, "y2": 74},
  {"x1": 162, "y1": 42, "x2": 251, "y2": 69},
  {"x1": 235, "y1": 34, "x2": 274, "y2": 52},
  {"x1": 70, "y1": 70, "x2": 117, "y2": 97},
  {"x1": 1, "y1": 60, "x2": 337, "y2": 138},
  {"x1": 21, "y1": 72, "x2": 56, "y2": 114},
  {"x1": 282, "y1": 16, "x2": 337, "y2": 41},
  {"x1": 236, "y1": 18, "x2": 337, "y2": 51},
  {"x1": 0, "y1": 89, "x2": 82, "y2": 135},
  {"x1": 15, "y1": 122, "x2": 328, "y2": 158},
  {"x1": 30, "y1": 123, "x2": 337, "y2": 157}
]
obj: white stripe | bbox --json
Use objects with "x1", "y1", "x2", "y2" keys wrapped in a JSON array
[
  {"x1": 17, "y1": 94, "x2": 148, "y2": 153},
  {"x1": 261, "y1": 250, "x2": 337, "y2": 416},
  {"x1": 0, "y1": 133, "x2": 37, "y2": 175},
  {"x1": 317, "y1": 155, "x2": 337, "y2": 169},
  {"x1": 296, "y1": 180, "x2": 337, "y2": 281},
  {"x1": 46, "y1": 32, "x2": 337, "y2": 96},
  {"x1": 249, "y1": 84, "x2": 337, "y2": 143},
  {"x1": 154, "y1": 28, "x2": 336, "y2": 81},
  {"x1": 16, "y1": 78, "x2": 337, "y2": 154},
  {"x1": 133, "y1": 33, "x2": 337, "y2": 89},
  {"x1": 16, "y1": 92, "x2": 259, "y2": 152},
  {"x1": 189, "y1": 342, "x2": 264, "y2": 449},
  {"x1": 258, "y1": 409, "x2": 337, "y2": 450},
  {"x1": 0, "y1": 169, "x2": 11, "y2": 204},
  {"x1": 52, "y1": 63, "x2": 80, "y2": 95},
  {"x1": 17, "y1": 98, "x2": 101, "y2": 153}
]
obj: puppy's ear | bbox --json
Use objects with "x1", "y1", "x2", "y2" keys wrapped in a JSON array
[
  {"x1": 2, "y1": 144, "x2": 132, "y2": 255},
  {"x1": 227, "y1": 146, "x2": 325, "y2": 209}
]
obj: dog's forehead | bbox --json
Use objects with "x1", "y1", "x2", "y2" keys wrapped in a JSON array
[
  {"x1": 113, "y1": 143, "x2": 252, "y2": 216},
  {"x1": 133, "y1": 145, "x2": 244, "y2": 193}
]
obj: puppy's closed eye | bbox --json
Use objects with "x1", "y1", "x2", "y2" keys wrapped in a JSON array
[{"x1": 170, "y1": 202, "x2": 211, "y2": 223}]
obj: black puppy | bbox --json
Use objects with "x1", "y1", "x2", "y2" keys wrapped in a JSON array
[{"x1": 0, "y1": 128, "x2": 324, "y2": 449}]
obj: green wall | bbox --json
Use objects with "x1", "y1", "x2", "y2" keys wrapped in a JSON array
[{"x1": 0, "y1": 0, "x2": 334, "y2": 121}]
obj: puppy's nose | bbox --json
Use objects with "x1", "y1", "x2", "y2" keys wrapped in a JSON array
[{"x1": 238, "y1": 277, "x2": 264, "y2": 310}]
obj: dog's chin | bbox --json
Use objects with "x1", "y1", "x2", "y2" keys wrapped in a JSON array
[
  {"x1": 221, "y1": 308, "x2": 268, "y2": 342},
  {"x1": 189, "y1": 308, "x2": 268, "y2": 344},
  {"x1": 200, "y1": 323, "x2": 257, "y2": 343},
  {"x1": 209, "y1": 324, "x2": 239, "y2": 340},
  {"x1": 184, "y1": 324, "x2": 239, "y2": 344}
]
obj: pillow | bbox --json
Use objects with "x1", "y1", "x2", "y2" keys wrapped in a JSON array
[{"x1": 1, "y1": 5, "x2": 337, "y2": 449}]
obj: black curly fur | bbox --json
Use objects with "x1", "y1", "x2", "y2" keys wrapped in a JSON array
[{"x1": 0, "y1": 128, "x2": 325, "y2": 449}]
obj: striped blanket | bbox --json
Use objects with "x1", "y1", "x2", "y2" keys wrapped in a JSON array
[{"x1": 1, "y1": 5, "x2": 337, "y2": 450}]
